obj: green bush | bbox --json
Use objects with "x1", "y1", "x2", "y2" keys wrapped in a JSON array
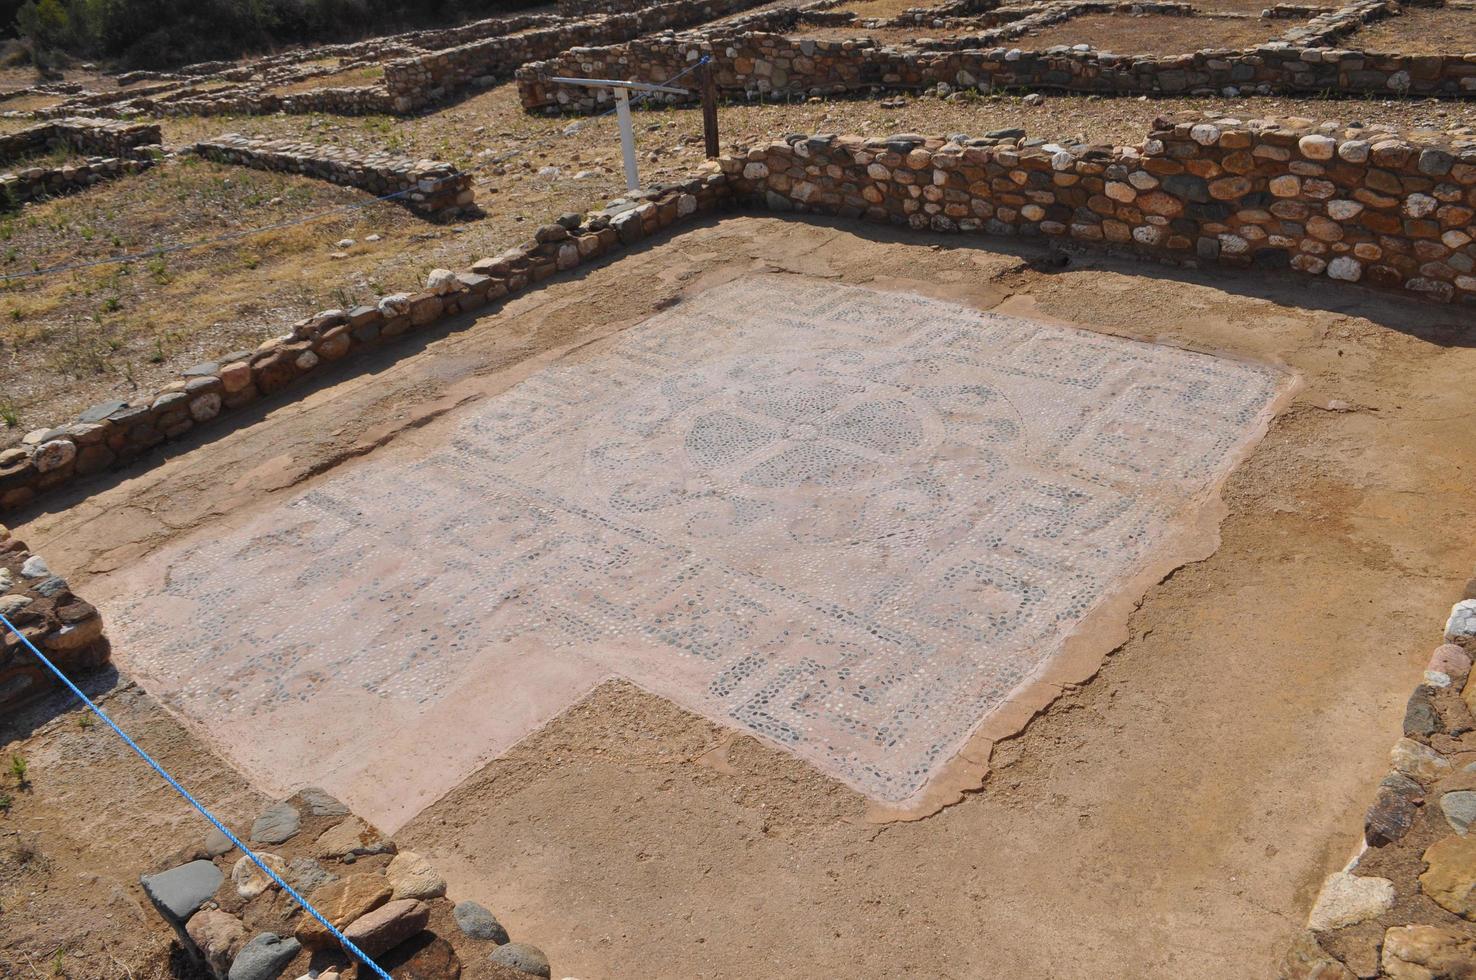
[{"x1": 11, "y1": 0, "x2": 544, "y2": 68}]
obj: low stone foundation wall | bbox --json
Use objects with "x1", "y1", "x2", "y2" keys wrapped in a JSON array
[
  {"x1": 0, "y1": 117, "x2": 161, "y2": 162},
  {"x1": 0, "y1": 522, "x2": 110, "y2": 713},
  {"x1": 383, "y1": 0, "x2": 776, "y2": 112},
  {"x1": 517, "y1": 2, "x2": 1476, "y2": 109},
  {"x1": 4, "y1": 116, "x2": 1471, "y2": 513},
  {"x1": 1280, "y1": 594, "x2": 1476, "y2": 978},
  {"x1": 1, "y1": 155, "x2": 153, "y2": 208},
  {"x1": 0, "y1": 174, "x2": 729, "y2": 513},
  {"x1": 142, "y1": 788, "x2": 551, "y2": 979},
  {"x1": 194, "y1": 134, "x2": 474, "y2": 217},
  {"x1": 82, "y1": 86, "x2": 399, "y2": 120},
  {"x1": 721, "y1": 116, "x2": 1476, "y2": 303},
  {"x1": 557, "y1": 0, "x2": 649, "y2": 16}
]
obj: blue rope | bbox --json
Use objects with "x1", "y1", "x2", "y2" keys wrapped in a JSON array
[{"x1": 0, "y1": 611, "x2": 394, "y2": 980}]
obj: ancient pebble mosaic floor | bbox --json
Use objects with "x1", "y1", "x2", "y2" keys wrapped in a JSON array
[{"x1": 103, "y1": 276, "x2": 1288, "y2": 830}]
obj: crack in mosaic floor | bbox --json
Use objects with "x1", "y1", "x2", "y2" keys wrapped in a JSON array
[{"x1": 102, "y1": 275, "x2": 1289, "y2": 829}]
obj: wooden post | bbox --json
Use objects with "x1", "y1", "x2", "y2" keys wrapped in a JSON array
[{"x1": 699, "y1": 60, "x2": 720, "y2": 159}]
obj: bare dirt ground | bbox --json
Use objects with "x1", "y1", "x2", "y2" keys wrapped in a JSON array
[
  {"x1": 8, "y1": 215, "x2": 1474, "y2": 978},
  {"x1": 834, "y1": 0, "x2": 947, "y2": 17},
  {"x1": 1190, "y1": 0, "x2": 1302, "y2": 14},
  {"x1": 1347, "y1": 6, "x2": 1476, "y2": 54},
  {"x1": 0, "y1": 678, "x2": 266, "y2": 979},
  {"x1": 1019, "y1": 12, "x2": 1282, "y2": 52}
]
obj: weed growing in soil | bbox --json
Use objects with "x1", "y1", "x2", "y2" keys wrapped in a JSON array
[
  {"x1": 0, "y1": 791, "x2": 11, "y2": 814},
  {"x1": 9, "y1": 753, "x2": 28, "y2": 789}
]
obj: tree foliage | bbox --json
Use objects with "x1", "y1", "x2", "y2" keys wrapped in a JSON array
[{"x1": 10, "y1": 0, "x2": 536, "y2": 68}]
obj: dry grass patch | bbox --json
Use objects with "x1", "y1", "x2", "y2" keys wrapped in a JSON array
[
  {"x1": 269, "y1": 63, "x2": 385, "y2": 96},
  {"x1": 1347, "y1": 6, "x2": 1476, "y2": 53},
  {"x1": 835, "y1": 0, "x2": 939, "y2": 17},
  {"x1": 1019, "y1": 11, "x2": 1281, "y2": 52},
  {"x1": 0, "y1": 158, "x2": 427, "y2": 441}
]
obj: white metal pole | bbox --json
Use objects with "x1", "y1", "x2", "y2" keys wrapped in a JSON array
[{"x1": 614, "y1": 87, "x2": 639, "y2": 191}]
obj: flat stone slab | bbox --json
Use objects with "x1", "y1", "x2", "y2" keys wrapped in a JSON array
[
  {"x1": 141, "y1": 859, "x2": 224, "y2": 924},
  {"x1": 102, "y1": 276, "x2": 1287, "y2": 830}
]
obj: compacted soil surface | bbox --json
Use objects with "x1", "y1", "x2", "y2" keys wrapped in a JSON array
[
  {"x1": 1347, "y1": 6, "x2": 1476, "y2": 53},
  {"x1": 9, "y1": 215, "x2": 1475, "y2": 979},
  {"x1": 1018, "y1": 11, "x2": 1283, "y2": 52},
  {"x1": 0, "y1": 681, "x2": 266, "y2": 979}
]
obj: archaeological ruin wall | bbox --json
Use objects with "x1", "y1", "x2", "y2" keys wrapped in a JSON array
[
  {"x1": 2, "y1": 114, "x2": 1471, "y2": 515},
  {"x1": 1284, "y1": 594, "x2": 1476, "y2": 977},
  {"x1": 0, "y1": 176, "x2": 729, "y2": 513},
  {"x1": 0, "y1": 118, "x2": 161, "y2": 160},
  {"x1": 193, "y1": 135, "x2": 475, "y2": 218},
  {"x1": 0, "y1": 118, "x2": 161, "y2": 208},
  {"x1": 381, "y1": 0, "x2": 780, "y2": 112},
  {"x1": 517, "y1": 0, "x2": 1476, "y2": 110},
  {"x1": 0, "y1": 523, "x2": 111, "y2": 713},
  {"x1": 723, "y1": 117, "x2": 1476, "y2": 301},
  {"x1": 141, "y1": 787, "x2": 551, "y2": 980}
]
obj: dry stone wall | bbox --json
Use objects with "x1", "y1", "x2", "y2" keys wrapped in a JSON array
[
  {"x1": 1281, "y1": 593, "x2": 1476, "y2": 979},
  {"x1": 5, "y1": 115, "x2": 1472, "y2": 512},
  {"x1": 517, "y1": 0, "x2": 1476, "y2": 109},
  {"x1": 721, "y1": 115, "x2": 1476, "y2": 302},
  {"x1": 0, "y1": 522, "x2": 110, "y2": 713},
  {"x1": 142, "y1": 787, "x2": 551, "y2": 979},
  {"x1": 0, "y1": 117, "x2": 160, "y2": 162},
  {"x1": 382, "y1": 0, "x2": 778, "y2": 112},
  {"x1": 2, "y1": 155, "x2": 153, "y2": 208},
  {"x1": 0, "y1": 118, "x2": 160, "y2": 208},
  {"x1": 0, "y1": 175, "x2": 730, "y2": 514},
  {"x1": 193, "y1": 135, "x2": 475, "y2": 218}
]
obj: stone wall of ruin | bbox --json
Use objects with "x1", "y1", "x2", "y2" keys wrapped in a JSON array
[
  {"x1": 0, "y1": 523, "x2": 110, "y2": 713},
  {"x1": 193, "y1": 135, "x2": 475, "y2": 218},
  {"x1": 0, "y1": 119, "x2": 161, "y2": 208},
  {"x1": 517, "y1": 13, "x2": 1476, "y2": 111},
  {"x1": 4, "y1": 115, "x2": 1472, "y2": 513},
  {"x1": 0, "y1": 118, "x2": 161, "y2": 162},
  {"x1": 142, "y1": 787, "x2": 551, "y2": 979},
  {"x1": 722, "y1": 117, "x2": 1476, "y2": 303},
  {"x1": 382, "y1": 0, "x2": 776, "y2": 112},
  {"x1": 1283, "y1": 595, "x2": 1476, "y2": 978},
  {"x1": 2, "y1": 156, "x2": 154, "y2": 208},
  {"x1": 0, "y1": 175, "x2": 730, "y2": 514}
]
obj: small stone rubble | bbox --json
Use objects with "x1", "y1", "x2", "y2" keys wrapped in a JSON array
[
  {"x1": 143, "y1": 788, "x2": 552, "y2": 979},
  {"x1": 194, "y1": 135, "x2": 475, "y2": 218},
  {"x1": 1281, "y1": 588, "x2": 1476, "y2": 979},
  {"x1": 0, "y1": 521, "x2": 111, "y2": 712}
]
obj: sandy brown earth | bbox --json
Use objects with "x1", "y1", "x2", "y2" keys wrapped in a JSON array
[
  {"x1": 0, "y1": 680, "x2": 266, "y2": 979},
  {"x1": 1347, "y1": 6, "x2": 1476, "y2": 54},
  {"x1": 1019, "y1": 12, "x2": 1283, "y2": 52},
  {"x1": 5, "y1": 214, "x2": 1473, "y2": 977}
]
